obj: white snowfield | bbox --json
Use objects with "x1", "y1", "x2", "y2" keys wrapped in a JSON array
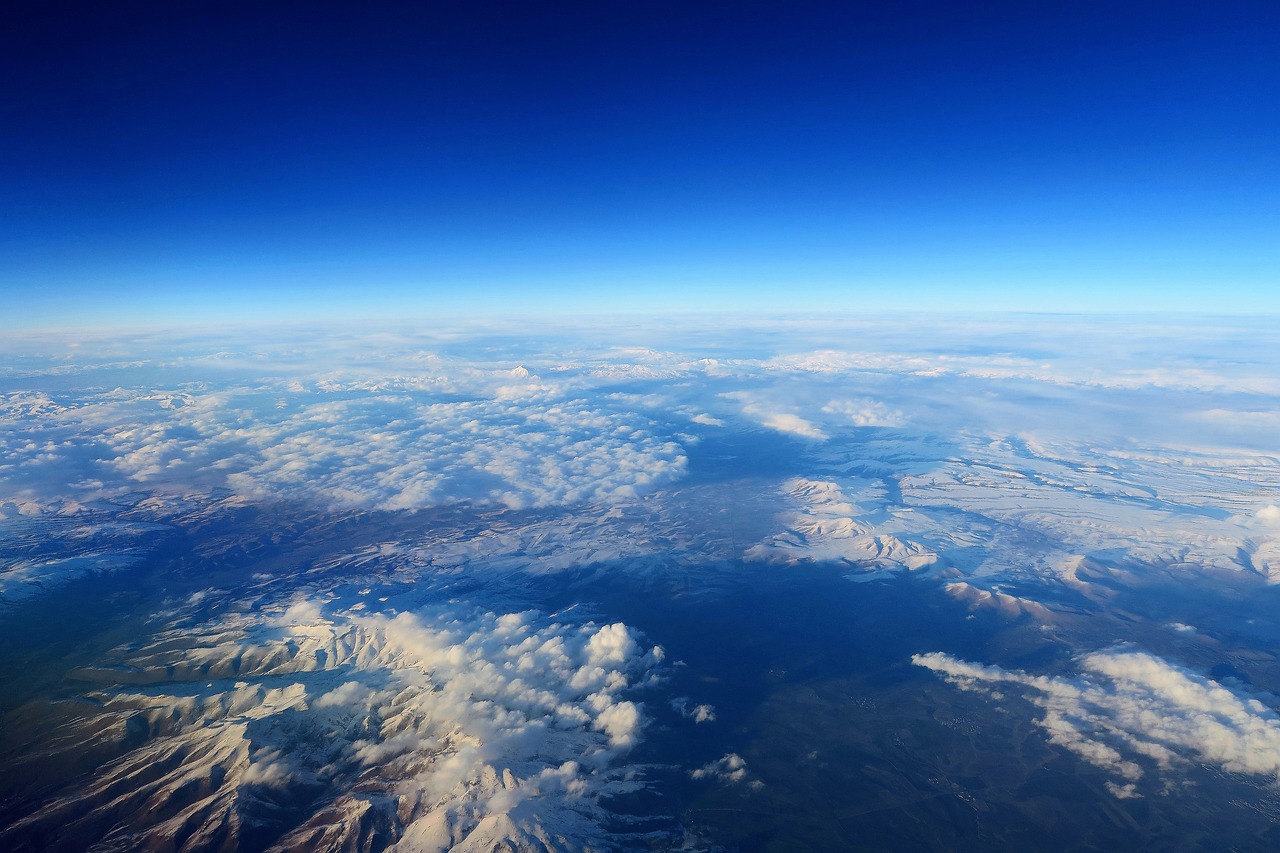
[{"x1": 745, "y1": 477, "x2": 940, "y2": 573}]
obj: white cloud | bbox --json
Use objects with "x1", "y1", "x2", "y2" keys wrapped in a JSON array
[
  {"x1": 820, "y1": 398, "x2": 905, "y2": 427},
  {"x1": 9, "y1": 601, "x2": 668, "y2": 850},
  {"x1": 691, "y1": 753, "x2": 760, "y2": 788},
  {"x1": 313, "y1": 680, "x2": 377, "y2": 709},
  {"x1": 915, "y1": 648, "x2": 1280, "y2": 796},
  {"x1": 0, "y1": 384, "x2": 688, "y2": 513},
  {"x1": 691, "y1": 753, "x2": 746, "y2": 782},
  {"x1": 241, "y1": 748, "x2": 295, "y2": 787},
  {"x1": 721, "y1": 391, "x2": 827, "y2": 440},
  {"x1": 763, "y1": 342, "x2": 1280, "y2": 395},
  {"x1": 7, "y1": 323, "x2": 1280, "y2": 619},
  {"x1": 9, "y1": 318, "x2": 1280, "y2": 843},
  {"x1": 760, "y1": 412, "x2": 827, "y2": 440},
  {"x1": 671, "y1": 698, "x2": 716, "y2": 723},
  {"x1": 1196, "y1": 409, "x2": 1280, "y2": 429}
]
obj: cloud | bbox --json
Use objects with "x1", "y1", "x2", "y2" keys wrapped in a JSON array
[
  {"x1": 8, "y1": 323, "x2": 1280, "y2": 625},
  {"x1": 671, "y1": 698, "x2": 716, "y2": 723},
  {"x1": 721, "y1": 391, "x2": 827, "y2": 440},
  {"x1": 760, "y1": 412, "x2": 827, "y2": 440},
  {"x1": 690, "y1": 753, "x2": 760, "y2": 788},
  {"x1": 1196, "y1": 409, "x2": 1280, "y2": 430},
  {"x1": 313, "y1": 680, "x2": 377, "y2": 709},
  {"x1": 691, "y1": 753, "x2": 746, "y2": 782},
  {"x1": 241, "y1": 748, "x2": 295, "y2": 787},
  {"x1": 820, "y1": 398, "x2": 905, "y2": 427},
  {"x1": 914, "y1": 648, "x2": 1280, "y2": 796},
  {"x1": 7, "y1": 601, "x2": 669, "y2": 850},
  {"x1": 0, "y1": 384, "x2": 688, "y2": 513},
  {"x1": 763, "y1": 343, "x2": 1280, "y2": 395}
]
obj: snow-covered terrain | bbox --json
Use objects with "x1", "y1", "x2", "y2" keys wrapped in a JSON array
[
  {"x1": 4, "y1": 598, "x2": 665, "y2": 852},
  {"x1": 4, "y1": 316, "x2": 1280, "y2": 848}
]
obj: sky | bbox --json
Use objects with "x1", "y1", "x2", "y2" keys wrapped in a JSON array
[{"x1": 3, "y1": 0, "x2": 1278, "y2": 328}]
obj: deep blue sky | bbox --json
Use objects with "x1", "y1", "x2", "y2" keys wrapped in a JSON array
[{"x1": 3, "y1": 1, "x2": 1278, "y2": 327}]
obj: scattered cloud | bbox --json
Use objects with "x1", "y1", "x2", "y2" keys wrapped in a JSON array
[
  {"x1": 8, "y1": 601, "x2": 668, "y2": 850},
  {"x1": 0, "y1": 385, "x2": 688, "y2": 513},
  {"x1": 915, "y1": 648, "x2": 1280, "y2": 796},
  {"x1": 671, "y1": 698, "x2": 716, "y2": 723},
  {"x1": 690, "y1": 753, "x2": 761, "y2": 788},
  {"x1": 820, "y1": 398, "x2": 905, "y2": 427},
  {"x1": 760, "y1": 412, "x2": 827, "y2": 440},
  {"x1": 721, "y1": 391, "x2": 827, "y2": 440},
  {"x1": 6, "y1": 319, "x2": 1280, "y2": 845}
]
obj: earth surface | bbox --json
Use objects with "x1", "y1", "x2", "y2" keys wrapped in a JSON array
[{"x1": 3, "y1": 314, "x2": 1280, "y2": 851}]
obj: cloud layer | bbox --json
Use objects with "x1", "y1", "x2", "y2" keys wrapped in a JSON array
[{"x1": 1, "y1": 386, "x2": 687, "y2": 513}]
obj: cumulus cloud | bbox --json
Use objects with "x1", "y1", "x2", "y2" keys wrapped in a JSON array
[
  {"x1": 721, "y1": 391, "x2": 827, "y2": 440},
  {"x1": 761, "y1": 412, "x2": 826, "y2": 440},
  {"x1": 313, "y1": 680, "x2": 377, "y2": 709},
  {"x1": 8, "y1": 326, "x2": 1278, "y2": 596},
  {"x1": 820, "y1": 398, "x2": 905, "y2": 427},
  {"x1": 690, "y1": 753, "x2": 760, "y2": 788},
  {"x1": 671, "y1": 698, "x2": 716, "y2": 723},
  {"x1": 11, "y1": 319, "x2": 1280, "y2": 846},
  {"x1": 914, "y1": 648, "x2": 1280, "y2": 796},
  {"x1": 0, "y1": 384, "x2": 688, "y2": 513},
  {"x1": 8, "y1": 601, "x2": 668, "y2": 850},
  {"x1": 241, "y1": 748, "x2": 295, "y2": 787}
]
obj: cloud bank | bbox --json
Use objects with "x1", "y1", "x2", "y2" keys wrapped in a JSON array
[{"x1": 1, "y1": 386, "x2": 687, "y2": 513}]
